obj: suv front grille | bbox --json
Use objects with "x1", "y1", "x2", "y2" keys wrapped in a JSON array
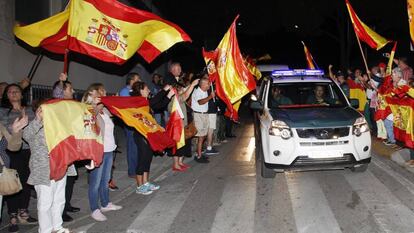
[{"x1": 296, "y1": 127, "x2": 350, "y2": 139}]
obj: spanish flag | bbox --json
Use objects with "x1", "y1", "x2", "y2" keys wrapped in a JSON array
[
  {"x1": 42, "y1": 100, "x2": 104, "y2": 180},
  {"x1": 165, "y1": 92, "x2": 185, "y2": 153},
  {"x1": 14, "y1": 0, "x2": 191, "y2": 64},
  {"x1": 202, "y1": 48, "x2": 219, "y2": 83},
  {"x1": 386, "y1": 41, "x2": 397, "y2": 76},
  {"x1": 301, "y1": 41, "x2": 317, "y2": 69},
  {"x1": 101, "y1": 96, "x2": 175, "y2": 152},
  {"x1": 244, "y1": 56, "x2": 262, "y2": 79},
  {"x1": 386, "y1": 94, "x2": 414, "y2": 149},
  {"x1": 14, "y1": 9, "x2": 69, "y2": 54},
  {"x1": 374, "y1": 76, "x2": 393, "y2": 121},
  {"x1": 408, "y1": 0, "x2": 414, "y2": 46},
  {"x1": 345, "y1": 0, "x2": 390, "y2": 50},
  {"x1": 202, "y1": 15, "x2": 256, "y2": 121},
  {"x1": 347, "y1": 79, "x2": 367, "y2": 112}
]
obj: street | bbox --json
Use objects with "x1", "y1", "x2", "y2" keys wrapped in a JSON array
[
  {"x1": 2, "y1": 122, "x2": 414, "y2": 233},
  {"x1": 46, "y1": 125, "x2": 414, "y2": 232}
]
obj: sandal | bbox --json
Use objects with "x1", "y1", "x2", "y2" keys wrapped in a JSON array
[
  {"x1": 8, "y1": 213, "x2": 19, "y2": 232},
  {"x1": 17, "y1": 209, "x2": 37, "y2": 224}
]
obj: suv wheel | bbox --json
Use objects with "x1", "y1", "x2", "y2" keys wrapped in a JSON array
[
  {"x1": 260, "y1": 151, "x2": 276, "y2": 178},
  {"x1": 350, "y1": 164, "x2": 368, "y2": 172}
]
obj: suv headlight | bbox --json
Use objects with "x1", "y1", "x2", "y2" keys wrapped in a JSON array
[
  {"x1": 352, "y1": 117, "x2": 369, "y2": 137},
  {"x1": 269, "y1": 120, "x2": 292, "y2": 139}
]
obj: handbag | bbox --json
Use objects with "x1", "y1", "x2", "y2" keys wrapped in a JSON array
[
  {"x1": 184, "y1": 121, "x2": 197, "y2": 139},
  {"x1": 0, "y1": 155, "x2": 22, "y2": 196}
]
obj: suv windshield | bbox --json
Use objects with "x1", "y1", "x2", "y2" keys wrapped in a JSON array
[{"x1": 268, "y1": 81, "x2": 348, "y2": 109}]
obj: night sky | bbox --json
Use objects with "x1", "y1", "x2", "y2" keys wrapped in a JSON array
[{"x1": 146, "y1": 0, "x2": 410, "y2": 73}]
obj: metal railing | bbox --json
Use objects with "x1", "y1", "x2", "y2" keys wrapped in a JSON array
[{"x1": 25, "y1": 84, "x2": 86, "y2": 105}]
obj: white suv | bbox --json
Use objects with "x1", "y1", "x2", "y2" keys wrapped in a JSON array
[{"x1": 250, "y1": 69, "x2": 371, "y2": 178}]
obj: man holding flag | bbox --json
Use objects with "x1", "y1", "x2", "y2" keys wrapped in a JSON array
[{"x1": 191, "y1": 77, "x2": 215, "y2": 163}]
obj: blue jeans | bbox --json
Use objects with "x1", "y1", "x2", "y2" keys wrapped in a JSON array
[
  {"x1": 88, "y1": 152, "x2": 113, "y2": 212},
  {"x1": 384, "y1": 119, "x2": 395, "y2": 143},
  {"x1": 124, "y1": 127, "x2": 138, "y2": 177}
]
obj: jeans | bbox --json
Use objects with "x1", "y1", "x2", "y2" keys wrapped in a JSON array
[
  {"x1": 384, "y1": 119, "x2": 395, "y2": 143},
  {"x1": 88, "y1": 152, "x2": 113, "y2": 212},
  {"x1": 35, "y1": 176, "x2": 67, "y2": 233},
  {"x1": 410, "y1": 149, "x2": 414, "y2": 160},
  {"x1": 124, "y1": 127, "x2": 138, "y2": 177}
]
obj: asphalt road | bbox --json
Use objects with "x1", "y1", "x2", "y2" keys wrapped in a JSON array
[{"x1": 46, "y1": 123, "x2": 414, "y2": 233}]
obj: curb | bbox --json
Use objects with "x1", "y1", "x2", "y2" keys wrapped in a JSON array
[{"x1": 389, "y1": 148, "x2": 414, "y2": 173}]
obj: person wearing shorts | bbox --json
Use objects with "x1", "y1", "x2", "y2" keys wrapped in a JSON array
[{"x1": 191, "y1": 77, "x2": 215, "y2": 163}]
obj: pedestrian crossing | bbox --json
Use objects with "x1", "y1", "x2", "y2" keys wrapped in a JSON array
[
  {"x1": 64, "y1": 156, "x2": 414, "y2": 233},
  {"x1": 25, "y1": 126, "x2": 414, "y2": 233}
]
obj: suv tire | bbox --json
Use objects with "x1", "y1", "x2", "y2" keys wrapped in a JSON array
[{"x1": 350, "y1": 164, "x2": 368, "y2": 172}]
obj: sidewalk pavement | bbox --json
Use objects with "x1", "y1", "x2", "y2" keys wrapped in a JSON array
[{"x1": 371, "y1": 137, "x2": 414, "y2": 173}]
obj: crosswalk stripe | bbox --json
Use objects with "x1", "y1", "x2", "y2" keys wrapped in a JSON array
[
  {"x1": 286, "y1": 172, "x2": 342, "y2": 233},
  {"x1": 345, "y1": 169, "x2": 414, "y2": 233},
  {"x1": 126, "y1": 180, "x2": 198, "y2": 233},
  {"x1": 371, "y1": 157, "x2": 414, "y2": 195},
  {"x1": 210, "y1": 176, "x2": 256, "y2": 233}
]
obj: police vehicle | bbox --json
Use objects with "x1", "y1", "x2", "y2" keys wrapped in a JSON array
[{"x1": 250, "y1": 69, "x2": 371, "y2": 178}]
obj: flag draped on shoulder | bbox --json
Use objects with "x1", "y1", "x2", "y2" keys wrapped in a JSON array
[
  {"x1": 165, "y1": 92, "x2": 185, "y2": 153},
  {"x1": 101, "y1": 96, "x2": 175, "y2": 151},
  {"x1": 14, "y1": 0, "x2": 191, "y2": 64},
  {"x1": 202, "y1": 15, "x2": 256, "y2": 121},
  {"x1": 301, "y1": 41, "x2": 317, "y2": 69},
  {"x1": 42, "y1": 100, "x2": 104, "y2": 181},
  {"x1": 345, "y1": 0, "x2": 390, "y2": 50},
  {"x1": 386, "y1": 88, "x2": 414, "y2": 149},
  {"x1": 347, "y1": 79, "x2": 367, "y2": 112}
]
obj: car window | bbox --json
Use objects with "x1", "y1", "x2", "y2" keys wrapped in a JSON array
[{"x1": 268, "y1": 82, "x2": 348, "y2": 109}]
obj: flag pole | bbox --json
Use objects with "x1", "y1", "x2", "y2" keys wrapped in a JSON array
[
  {"x1": 28, "y1": 53, "x2": 44, "y2": 82},
  {"x1": 63, "y1": 49, "x2": 70, "y2": 77},
  {"x1": 355, "y1": 34, "x2": 371, "y2": 76}
]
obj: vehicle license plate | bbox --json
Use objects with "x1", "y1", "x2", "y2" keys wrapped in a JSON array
[{"x1": 309, "y1": 151, "x2": 343, "y2": 158}]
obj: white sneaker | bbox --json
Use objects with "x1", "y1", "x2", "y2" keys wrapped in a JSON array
[
  {"x1": 101, "y1": 202, "x2": 123, "y2": 212},
  {"x1": 91, "y1": 209, "x2": 107, "y2": 222}
]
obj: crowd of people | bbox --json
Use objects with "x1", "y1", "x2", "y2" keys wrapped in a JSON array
[
  {"x1": 0, "y1": 62, "x2": 237, "y2": 233},
  {"x1": 329, "y1": 56, "x2": 414, "y2": 165}
]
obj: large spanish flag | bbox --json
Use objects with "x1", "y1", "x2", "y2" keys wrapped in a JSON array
[
  {"x1": 14, "y1": 0, "x2": 191, "y2": 63},
  {"x1": 101, "y1": 96, "x2": 175, "y2": 151},
  {"x1": 67, "y1": 0, "x2": 191, "y2": 63},
  {"x1": 202, "y1": 16, "x2": 256, "y2": 121},
  {"x1": 387, "y1": 94, "x2": 414, "y2": 149},
  {"x1": 42, "y1": 100, "x2": 104, "y2": 180},
  {"x1": 347, "y1": 79, "x2": 367, "y2": 112},
  {"x1": 345, "y1": 0, "x2": 390, "y2": 50},
  {"x1": 165, "y1": 92, "x2": 185, "y2": 153},
  {"x1": 301, "y1": 41, "x2": 317, "y2": 69},
  {"x1": 408, "y1": 0, "x2": 414, "y2": 45}
]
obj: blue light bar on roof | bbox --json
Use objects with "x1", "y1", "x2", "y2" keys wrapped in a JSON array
[{"x1": 271, "y1": 69, "x2": 324, "y2": 77}]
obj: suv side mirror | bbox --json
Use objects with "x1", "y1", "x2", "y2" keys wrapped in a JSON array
[
  {"x1": 250, "y1": 100, "x2": 264, "y2": 111},
  {"x1": 349, "y1": 98, "x2": 359, "y2": 109}
]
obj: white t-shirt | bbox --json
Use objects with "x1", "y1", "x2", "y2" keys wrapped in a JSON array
[
  {"x1": 101, "y1": 109, "x2": 117, "y2": 152},
  {"x1": 191, "y1": 87, "x2": 208, "y2": 112}
]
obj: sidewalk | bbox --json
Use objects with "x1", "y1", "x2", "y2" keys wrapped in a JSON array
[
  {"x1": 0, "y1": 126, "x2": 178, "y2": 233},
  {"x1": 371, "y1": 137, "x2": 414, "y2": 173}
]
